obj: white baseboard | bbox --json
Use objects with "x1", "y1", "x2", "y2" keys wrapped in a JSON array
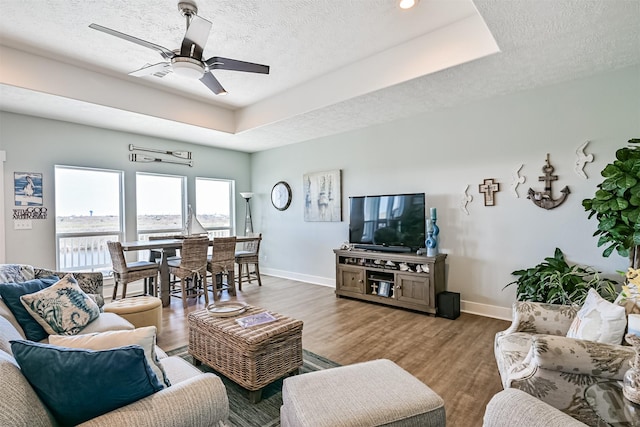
[
  {"x1": 460, "y1": 300, "x2": 512, "y2": 321},
  {"x1": 261, "y1": 268, "x2": 513, "y2": 321},
  {"x1": 260, "y1": 268, "x2": 334, "y2": 287}
]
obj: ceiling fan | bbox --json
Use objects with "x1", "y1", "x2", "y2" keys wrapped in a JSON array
[{"x1": 89, "y1": 0, "x2": 269, "y2": 95}]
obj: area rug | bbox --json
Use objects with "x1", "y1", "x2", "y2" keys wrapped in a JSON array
[{"x1": 166, "y1": 346, "x2": 339, "y2": 427}]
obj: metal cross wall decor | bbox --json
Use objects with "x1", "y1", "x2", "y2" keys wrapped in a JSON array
[
  {"x1": 479, "y1": 178, "x2": 500, "y2": 206},
  {"x1": 527, "y1": 153, "x2": 570, "y2": 210}
]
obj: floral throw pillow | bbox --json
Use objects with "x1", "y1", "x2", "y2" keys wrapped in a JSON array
[{"x1": 20, "y1": 274, "x2": 100, "y2": 335}]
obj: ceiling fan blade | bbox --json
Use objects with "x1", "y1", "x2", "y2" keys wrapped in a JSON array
[
  {"x1": 89, "y1": 23, "x2": 175, "y2": 60},
  {"x1": 205, "y1": 56, "x2": 270, "y2": 74},
  {"x1": 128, "y1": 62, "x2": 172, "y2": 77},
  {"x1": 181, "y1": 15, "x2": 212, "y2": 59},
  {"x1": 200, "y1": 72, "x2": 227, "y2": 95}
]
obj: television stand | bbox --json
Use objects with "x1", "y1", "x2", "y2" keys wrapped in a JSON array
[{"x1": 333, "y1": 249, "x2": 447, "y2": 315}]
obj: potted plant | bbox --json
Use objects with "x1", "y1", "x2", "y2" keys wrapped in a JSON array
[
  {"x1": 582, "y1": 138, "x2": 640, "y2": 269},
  {"x1": 504, "y1": 248, "x2": 618, "y2": 305}
]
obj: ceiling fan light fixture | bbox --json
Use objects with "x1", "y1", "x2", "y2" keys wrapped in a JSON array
[
  {"x1": 398, "y1": 0, "x2": 419, "y2": 10},
  {"x1": 172, "y1": 57, "x2": 205, "y2": 79}
]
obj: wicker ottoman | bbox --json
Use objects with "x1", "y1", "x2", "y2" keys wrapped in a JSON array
[
  {"x1": 280, "y1": 359, "x2": 446, "y2": 427},
  {"x1": 188, "y1": 306, "x2": 303, "y2": 403},
  {"x1": 103, "y1": 296, "x2": 163, "y2": 334}
]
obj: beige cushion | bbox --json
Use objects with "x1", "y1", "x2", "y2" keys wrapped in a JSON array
[
  {"x1": 160, "y1": 356, "x2": 206, "y2": 385},
  {"x1": 567, "y1": 288, "x2": 626, "y2": 345},
  {"x1": 49, "y1": 326, "x2": 170, "y2": 388},
  {"x1": 19, "y1": 275, "x2": 100, "y2": 335},
  {"x1": 79, "y1": 312, "x2": 134, "y2": 334}
]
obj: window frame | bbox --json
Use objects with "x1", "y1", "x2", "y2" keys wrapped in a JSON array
[
  {"x1": 54, "y1": 165, "x2": 125, "y2": 271},
  {"x1": 135, "y1": 171, "x2": 187, "y2": 238},
  {"x1": 195, "y1": 176, "x2": 236, "y2": 237}
]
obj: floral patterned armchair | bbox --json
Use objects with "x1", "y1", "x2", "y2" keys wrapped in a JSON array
[{"x1": 494, "y1": 301, "x2": 634, "y2": 426}]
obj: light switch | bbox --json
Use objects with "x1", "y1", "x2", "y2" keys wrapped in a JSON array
[{"x1": 14, "y1": 219, "x2": 32, "y2": 230}]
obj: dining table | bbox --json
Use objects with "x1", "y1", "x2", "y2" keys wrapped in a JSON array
[{"x1": 120, "y1": 236, "x2": 257, "y2": 307}]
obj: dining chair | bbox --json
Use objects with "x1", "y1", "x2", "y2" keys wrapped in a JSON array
[
  {"x1": 147, "y1": 235, "x2": 180, "y2": 263},
  {"x1": 167, "y1": 236, "x2": 209, "y2": 309},
  {"x1": 207, "y1": 236, "x2": 237, "y2": 301},
  {"x1": 235, "y1": 233, "x2": 262, "y2": 291},
  {"x1": 107, "y1": 241, "x2": 160, "y2": 300}
]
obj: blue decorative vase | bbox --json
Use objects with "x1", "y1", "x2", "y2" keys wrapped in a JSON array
[
  {"x1": 426, "y1": 209, "x2": 439, "y2": 257},
  {"x1": 426, "y1": 231, "x2": 437, "y2": 257}
]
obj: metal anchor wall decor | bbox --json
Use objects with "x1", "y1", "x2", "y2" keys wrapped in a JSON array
[{"x1": 527, "y1": 153, "x2": 570, "y2": 210}]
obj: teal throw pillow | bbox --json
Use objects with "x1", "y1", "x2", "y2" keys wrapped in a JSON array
[
  {"x1": 10, "y1": 340, "x2": 163, "y2": 426},
  {"x1": 0, "y1": 276, "x2": 59, "y2": 341}
]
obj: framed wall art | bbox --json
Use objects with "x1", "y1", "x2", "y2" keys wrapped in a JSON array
[
  {"x1": 14, "y1": 172, "x2": 43, "y2": 206},
  {"x1": 303, "y1": 169, "x2": 341, "y2": 222}
]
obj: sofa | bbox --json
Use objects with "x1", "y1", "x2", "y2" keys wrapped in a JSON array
[
  {"x1": 494, "y1": 300, "x2": 635, "y2": 425},
  {"x1": 0, "y1": 264, "x2": 230, "y2": 426}
]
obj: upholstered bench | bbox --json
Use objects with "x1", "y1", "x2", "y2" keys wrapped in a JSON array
[
  {"x1": 104, "y1": 296, "x2": 163, "y2": 334},
  {"x1": 280, "y1": 359, "x2": 446, "y2": 427}
]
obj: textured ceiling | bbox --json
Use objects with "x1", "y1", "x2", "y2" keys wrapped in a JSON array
[{"x1": 1, "y1": 0, "x2": 639, "y2": 153}]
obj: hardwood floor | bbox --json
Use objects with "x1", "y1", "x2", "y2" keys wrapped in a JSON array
[{"x1": 145, "y1": 275, "x2": 509, "y2": 427}]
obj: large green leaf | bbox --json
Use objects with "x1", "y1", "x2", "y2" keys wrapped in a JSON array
[
  {"x1": 598, "y1": 217, "x2": 618, "y2": 231},
  {"x1": 603, "y1": 245, "x2": 616, "y2": 257},
  {"x1": 617, "y1": 246, "x2": 630, "y2": 258},
  {"x1": 617, "y1": 175, "x2": 638, "y2": 189},
  {"x1": 609, "y1": 198, "x2": 629, "y2": 211},
  {"x1": 617, "y1": 148, "x2": 630, "y2": 161},
  {"x1": 600, "y1": 179, "x2": 618, "y2": 192},
  {"x1": 597, "y1": 235, "x2": 611, "y2": 246},
  {"x1": 630, "y1": 194, "x2": 640, "y2": 207},
  {"x1": 595, "y1": 189, "x2": 614, "y2": 200},
  {"x1": 602, "y1": 163, "x2": 622, "y2": 178},
  {"x1": 593, "y1": 199, "x2": 610, "y2": 213}
]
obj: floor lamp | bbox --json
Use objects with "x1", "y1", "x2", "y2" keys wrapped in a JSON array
[{"x1": 240, "y1": 192, "x2": 254, "y2": 235}]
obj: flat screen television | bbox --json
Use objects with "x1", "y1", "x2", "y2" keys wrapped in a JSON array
[{"x1": 348, "y1": 193, "x2": 425, "y2": 253}]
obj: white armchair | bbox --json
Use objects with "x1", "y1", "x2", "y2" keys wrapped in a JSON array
[{"x1": 494, "y1": 301, "x2": 634, "y2": 425}]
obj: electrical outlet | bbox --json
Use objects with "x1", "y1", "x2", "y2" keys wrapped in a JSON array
[{"x1": 14, "y1": 219, "x2": 32, "y2": 230}]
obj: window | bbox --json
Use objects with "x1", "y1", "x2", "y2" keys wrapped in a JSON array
[
  {"x1": 54, "y1": 166, "x2": 124, "y2": 271},
  {"x1": 195, "y1": 177, "x2": 234, "y2": 237},
  {"x1": 136, "y1": 172, "x2": 186, "y2": 238}
]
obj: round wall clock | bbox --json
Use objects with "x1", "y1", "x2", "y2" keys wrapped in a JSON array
[{"x1": 271, "y1": 181, "x2": 292, "y2": 211}]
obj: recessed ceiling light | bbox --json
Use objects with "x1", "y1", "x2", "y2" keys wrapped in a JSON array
[{"x1": 398, "y1": 0, "x2": 419, "y2": 10}]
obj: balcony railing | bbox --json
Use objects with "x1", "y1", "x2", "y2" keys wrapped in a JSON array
[
  {"x1": 56, "y1": 228, "x2": 233, "y2": 270},
  {"x1": 56, "y1": 232, "x2": 121, "y2": 272}
]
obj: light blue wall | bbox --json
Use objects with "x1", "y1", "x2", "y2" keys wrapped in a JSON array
[
  {"x1": 0, "y1": 113, "x2": 251, "y2": 269},
  {"x1": 251, "y1": 65, "x2": 640, "y2": 316},
  {"x1": 1, "y1": 65, "x2": 638, "y2": 316}
]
